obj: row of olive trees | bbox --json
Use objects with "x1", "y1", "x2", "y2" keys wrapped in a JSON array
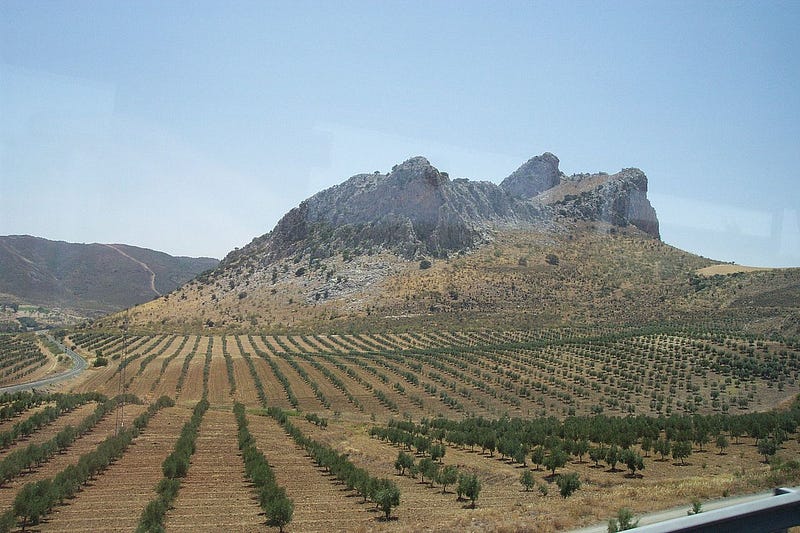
[
  {"x1": 0, "y1": 394, "x2": 139, "y2": 488},
  {"x1": 0, "y1": 334, "x2": 48, "y2": 377},
  {"x1": 268, "y1": 406, "x2": 401, "y2": 519},
  {"x1": 135, "y1": 335, "x2": 181, "y2": 378},
  {"x1": 253, "y1": 341, "x2": 300, "y2": 408},
  {"x1": 174, "y1": 337, "x2": 200, "y2": 394},
  {"x1": 393, "y1": 450, "x2": 482, "y2": 507},
  {"x1": 0, "y1": 390, "x2": 50, "y2": 421},
  {"x1": 280, "y1": 351, "x2": 331, "y2": 408},
  {"x1": 234, "y1": 403, "x2": 293, "y2": 532},
  {"x1": 235, "y1": 338, "x2": 270, "y2": 407},
  {"x1": 234, "y1": 337, "x2": 399, "y2": 522},
  {"x1": 0, "y1": 392, "x2": 104, "y2": 449},
  {"x1": 3, "y1": 396, "x2": 173, "y2": 533},
  {"x1": 137, "y1": 398, "x2": 208, "y2": 532},
  {"x1": 221, "y1": 336, "x2": 237, "y2": 395},
  {"x1": 150, "y1": 335, "x2": 195, "y2": 393}
]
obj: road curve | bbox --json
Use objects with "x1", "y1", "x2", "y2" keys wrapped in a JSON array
[{"x1": 0, "y1": 332, "x2": 88, "y2": 395}]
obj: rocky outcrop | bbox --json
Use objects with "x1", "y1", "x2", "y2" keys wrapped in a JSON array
[
  {"x1": 548, "y1": 168, "x2": 660, "y2": 238},
  {"x1": 222, "y1": 153, "x2": 661, "y2": 270},
  {"x1": 500, "y1": 152, "x2": 563, "y2": 198}
]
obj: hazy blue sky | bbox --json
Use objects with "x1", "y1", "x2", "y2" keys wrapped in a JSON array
[{"x1": 2, "y1": 1, "x2": 798, "y2": 266}]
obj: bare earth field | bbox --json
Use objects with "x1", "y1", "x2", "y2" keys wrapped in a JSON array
[{"x1": 0, "y1": 327, "x2": 797, "y2": 531}]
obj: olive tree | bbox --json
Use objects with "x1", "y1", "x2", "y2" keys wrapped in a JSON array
[
  {"x1": 520, "y1": 470, "x2": 535, "y2": 492},
  {"x1": 458, "y1": 472, "x2": 481, "y2": 508},
  {"x1": 557, "y1": 472, "x2": 581, "y2": 498},
  {"x1": 438, "y1": 465, "x2": 459, "y2": 494},
  {"x1": 374, "y1": 479, "x2": 400, "y2": 520}
]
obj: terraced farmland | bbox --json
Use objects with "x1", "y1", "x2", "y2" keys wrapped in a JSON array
[{"x1": 0, "y1": 327, "x2": 797, "y2": 531}]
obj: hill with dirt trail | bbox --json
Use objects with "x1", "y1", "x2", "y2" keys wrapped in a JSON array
[{"x1": 0, "y1": 235, "x2": 217, "y2": 330}]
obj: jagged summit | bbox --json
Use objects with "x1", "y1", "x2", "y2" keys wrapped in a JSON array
[
  {"x1": 225, "y1": 153, "x2": 660, "y2": 271},
  {"x1": 500, "y1": 152, "x2": 563, "y2": 198}
]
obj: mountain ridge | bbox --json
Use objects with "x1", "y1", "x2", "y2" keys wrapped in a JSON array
[
  {"x1": 223, "y1": 153, "x2": 659, "y2": 269},
  {"x1": 0, "y1": 235, "x2": 218, "y2": 328}
]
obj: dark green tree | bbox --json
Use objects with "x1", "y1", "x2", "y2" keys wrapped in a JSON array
[
  {"x1": 621, "y1": 449, "x2": 645, "y2": 477},
  {"x1": 757, "y1": 438, "x2": 778, "y2": 463},
  {"x1": 606, "y1": 445, "x2": 621, "y2": 471},
  {"x1": 430, "y1": 443, "x2": 446, "y2": 463},
  {"x1": 418, "y1": 458, "x2": 436, "y2": 485},
  {"x1": 531, "y1": 446, "x2": 545, "y2": 470},
  {"x1": 654, "y1": 438, "x2": 671, "y2": 461},
  {"x1": 459, "y1": 472, "x2": 481, "y2": 508},
  {"x1": 438, "y1": 465, "x2": 459, "y2": 494},
  {"x1": 589, "y1": 445, "x2": 605, "y2": 467},
  {"x1": 557, "y1": 472, "x2": 581, "y2": 498},
  {"x1": 672, "y1": 441, "x2": 692, "y2": 465},
  {"x1": 394, "y1": 451, "x2": 414, "y2": 476},
  {"x1": 266, "y1": 494, "x2": 294, "y2": 533},
  {"x1": 373, "y1": 479, "x2": 400, "y2": 520},
  {"x1": 574, "y1": 439, "x2": 589, "y2": 463},
  {"x1": 520, "y1": 470, "x2": 535, "y2": 492},
  {"x1": 715, "y1": 434, "x2": 729, "y2": 455},
  {"x1": 543, "y1": 448, "x2": 568, "y2": 476}
]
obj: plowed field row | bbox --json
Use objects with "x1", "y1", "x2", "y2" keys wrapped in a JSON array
[
  {"x1": 247, "y1": 413, "x2": 377, "y2": 532},
  {"x1": 65, "y1": 331, "x2": 800, "y2": 422},
  {"x1": 0, "y1": 402, "x2": 98, "y2": 462},
  {"x1": 0, "y1": 403, "x2": 146, "y2": 512},
  {"x1": 40, "y1": 405, "x2": 191, "y2": 532},
  {"x1": 165, "y1": 408, "x2": 264, "y2": 531}
]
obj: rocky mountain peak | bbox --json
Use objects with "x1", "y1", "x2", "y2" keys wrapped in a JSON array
[
  {"x1": 222, "y1": 152, "x2": 661, "y2": 272},
  {"x1": 389, "y1": 156, "x2": 449, "y2": 188},
  {"x1": 500, "y1": 152, "x2": 562, "y2": 198}
]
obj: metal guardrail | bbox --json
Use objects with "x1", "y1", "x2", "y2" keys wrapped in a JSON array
[{"x1": 636, "y1": 487, "x2": 800, "y2": 533}]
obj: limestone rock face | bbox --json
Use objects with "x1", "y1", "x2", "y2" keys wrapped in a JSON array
[
  {"x1": 500, "y1": 152, "x2": 563, "y2": 198},
  {"x1": 221, "y1": 153, "x2": 661, "y2": 270},
  {"x1": 548, "y1": 168, "x2": 660, "y2": 238}
]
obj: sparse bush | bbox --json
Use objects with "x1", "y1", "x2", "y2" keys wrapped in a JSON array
[
  {"x1": 688, "y1": 498, "x2": 703, "y2": 515},
  {"x1": 608, "y1": 507, "x2": 638, "y2": 531}
]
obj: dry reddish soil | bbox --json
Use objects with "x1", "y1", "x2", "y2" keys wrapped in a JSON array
[
  {"x1": 0, "y1": 329, "x2": 788, "y2": 532},
  {"x1": 40, "y1": 406, "x2": 191, "y2": 532},
  {"x1": 0, "y1": 404, "x2": 146, "y2": 512},
  {"x1": 248, "y1": 413, "x2": 378, "y2": 532},
  {"x1": 165, "y1": 407, "x2": 264, "y2": 531},
  {"x1": 0, "y1": 405, "x2": 51, "y2": 434},
  {"x1": 0, "y1": 402, "x2": 98, "y2": 463},
  {"x1": 295, "y1": 417, "x2": 800, "y2": 531}
]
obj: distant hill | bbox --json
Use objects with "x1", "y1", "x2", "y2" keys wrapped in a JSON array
[
  {"x1": 0, "y1": 235, "x2": 218, "y2": 328},
  {"x1": 101, "y1": 153, "x2": 797, "y2": 336}
]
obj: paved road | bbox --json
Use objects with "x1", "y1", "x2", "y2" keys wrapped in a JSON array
[
  {"x1": 569, "y1": 490, "x2": 774, "y2": 532},
  {"x1": 0, "y1": 332, "x2": 87, "y2": 395}
]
